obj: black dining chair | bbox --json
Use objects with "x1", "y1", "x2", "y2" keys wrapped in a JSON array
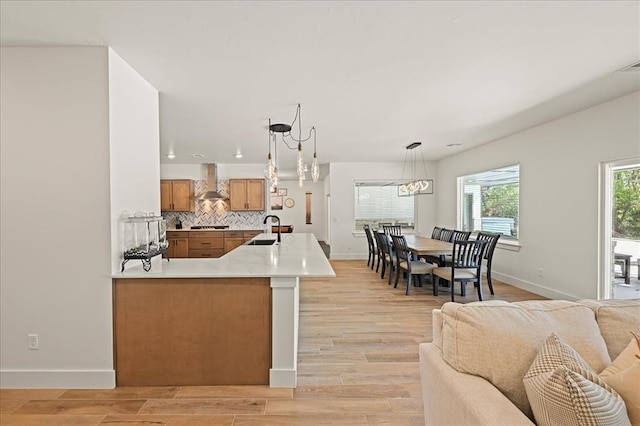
[
  {"x1": 374, "y1": 230, "x2": 395, "y2": 284},
  {"x1": 439, "y1": 228, "x2": 454, "y2": 242},
  {"x1": 363, "y1": 225, "x2": 377, "y2": 270},
  {"x1": 475, "y1": 231, "x2": 501, "y2": 295},
  {"x1": 383, "y1": 224, "x2": 402, "y2": 236},
  {"x1": 432, "y1": 239, "x2": 488, "y2": 301},
  {"x1": 431, "y1": 226, "x2": 443, "y2": 240},
  {"x1": 391, "y1": 234, "x2": 435, "y2": 295}
]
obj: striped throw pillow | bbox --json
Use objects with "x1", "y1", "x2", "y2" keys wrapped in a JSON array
[{"x1": 523, "y1": 333, "x2": 630, "y2": 426}]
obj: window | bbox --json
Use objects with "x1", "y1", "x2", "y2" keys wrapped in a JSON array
[
  {"x1": 355, "y1": 181, "x2": 415, "y2": 230},
  {"x1": 458, "y1": 164, "x2": 519, "y2": 240}
]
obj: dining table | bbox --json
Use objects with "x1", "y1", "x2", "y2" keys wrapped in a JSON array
[{"x1": 403, "y1": 234, "x2": 454, "y2": 256}]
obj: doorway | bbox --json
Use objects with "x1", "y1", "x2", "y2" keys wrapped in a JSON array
[{"x1": 599, "y1": 157, "x2": 640, "y2": 299}]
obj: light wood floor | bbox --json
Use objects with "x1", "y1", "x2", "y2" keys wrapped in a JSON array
[{"x1": 1, "y1": 260, "x2": 544, "y2": 425}]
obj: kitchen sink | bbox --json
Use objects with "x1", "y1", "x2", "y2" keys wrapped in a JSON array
[{"x1": 246, "y1": 239, "x2": 277, "y2": 246}]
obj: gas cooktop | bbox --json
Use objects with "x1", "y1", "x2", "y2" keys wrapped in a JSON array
[{"x1": 190, "y1": 225, "x2": 229, "y2": 230}]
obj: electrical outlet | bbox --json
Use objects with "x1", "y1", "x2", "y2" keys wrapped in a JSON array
[
  {"x1": 537, "y1": 268, "x2": 544, "y2": 277},
  {"x1": 28, "y1": 334, "x2": 39, "y2": 350}
]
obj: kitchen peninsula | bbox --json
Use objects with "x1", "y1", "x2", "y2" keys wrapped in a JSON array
[{"x1": 113, "y1": 233, "x2": 334, "y2": 388}]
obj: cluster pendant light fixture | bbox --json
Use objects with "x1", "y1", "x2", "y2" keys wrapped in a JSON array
[
  {"x1": 265, "y1": 104, "x2": 320, "y2": 188},
  {"x1": 399, "y1": 142, "x2": 433, "y2": 196}
]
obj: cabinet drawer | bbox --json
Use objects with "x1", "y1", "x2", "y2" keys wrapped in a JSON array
[
  {"x1": 189, "y1": 248, "x2": 224, "y2": 258},
  {"x1": 189, "y1": 239, "x2": 224, "y2": 249},
  {"x1": 189, "y1": 231, "x2": 224, "y2": 239},
  {"x1": 167, "y1": 231, "x2": 188, "y2": 239},
  {"x1": 243, "y1": 231, "x2": 262, "y2": 240},
  {"x1": 224, "y1": 231, "x2": 244, "y2": 238}
]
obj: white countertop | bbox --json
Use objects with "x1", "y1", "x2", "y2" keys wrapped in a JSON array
[{"x1": 115, "y1": 233, "x2": 335, "y2": 279}]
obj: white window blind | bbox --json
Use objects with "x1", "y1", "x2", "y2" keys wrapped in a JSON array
[{"x1": 354, "y1": 181, "x2": 415, "y2": 230}]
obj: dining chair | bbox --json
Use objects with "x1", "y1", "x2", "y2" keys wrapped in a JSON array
[
  {"x1": 363, "y1": 225, "x2": 377, "y2": 270},
  {"x1": 439, "y1": 228, "x2": 454, "y2": 242},
  {"x1": 432, "y1": 239, "x2": 488, "y2": 301},
  {"x1": 431, "y1": 226, "x2": 443, "y2": 240},
  {"x1": 425, "y1": 229, "x2": 472, "y2": 266},
  {"x1": 391, "y1": 234, "x2": 435, "y2": 295},
  {"x1": 383, "y1": 224, "x2": 402, "y2": 236},
  {"x1": 374, "y1": 230, "x2": 395, "y2": 284},
  {"x1": 476, "y1": 231, "x2": 501, "y2": 295}
]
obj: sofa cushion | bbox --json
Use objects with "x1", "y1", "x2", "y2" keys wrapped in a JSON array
[
  {"x1": 577, "y1": 299, "x2": 640, "y2": 360},
  {"x1": 523, "y1": 333, "x2": 630, "y2": 426},
  {"x1": 600, "y1": 333, "x2": 640, "y2": 378},
  {"x1": 441, "y1": 300, "x2": 611, "y2": 419},
  {"x1": 432, "y1": 309, "x2": 443, "y2": 351}
]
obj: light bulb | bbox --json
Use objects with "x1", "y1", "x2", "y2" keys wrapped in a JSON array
[
  {"x1": 273, "y1": 167, "x2": 279, "y2": 187},
  {"x1": 298, "y1": 175, "x2": 304, "y2": 188},
  {"x1": 266, "y1": 153, "x2": 276, "y2": 181},
  {"x1": 296, "y1": 143, "x2": 304, "y2": 177},
  {"x1": 311, "y1": 153, "x2": 319, "y2": 183}
]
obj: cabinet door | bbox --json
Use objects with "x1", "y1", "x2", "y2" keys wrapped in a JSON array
[
  {"x1": 160, "y1": 180, "x2": 173, "y2": 211},
  {"x1": 246, "y1": 179, "x2": 265, "y2": 211},
  {"x1": 224, "y1": 238, "x2": 244, "y2": 254},
  {"x1": 173, "y1": 239, "x2": 189, "y2": 258},
  {"x1": 229, "y1": 180, "x2": 248, "y2": 211},
  {"x1": 171, "y1": 180, "x2": 193, "y2": 211}
]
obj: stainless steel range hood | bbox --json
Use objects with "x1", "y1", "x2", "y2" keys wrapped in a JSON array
[{"x1": 197, "y1": 164, "x2": 226, "y2": 200}]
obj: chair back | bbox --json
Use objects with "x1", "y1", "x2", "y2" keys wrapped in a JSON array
[
  {"x1": 476, "y1": 231, "x2": 501, "y2": 260},
  {"x1": 374, "y1": 230, "x2": 392, "y2": 257},
  {"x1": 451, "y1": 240, "x2": 487, "y2": 270},
  {"x1": 363, "y1": 225, "x2": 376, "y2": 250},
  {"x1": 439, "y1": 228, "x2": 454, "y2": 242},
  {"x1": 383, "y1": 225, "x2": 402, "y2": 236},
  {"x1": 390, "y1": 234, "x2": 411, "y2": 263},
  {"x1": 431, "y1": 226, "x2": 443, "y2": 239},
  {"x1": 451, "y1": 230, "x2": 471, "y2": 242}
]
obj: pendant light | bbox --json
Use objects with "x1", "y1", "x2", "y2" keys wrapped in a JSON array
[
  {"x1": 268, "y1": 104, "x2": 320, "y2": 185},
  {"x1": 398, "y1": 142, "x2": 433, "y2": 196}
]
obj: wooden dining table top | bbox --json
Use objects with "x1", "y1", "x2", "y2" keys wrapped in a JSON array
[{"x1": 403, "y1": 235, "x2": 453, "y2": 256}]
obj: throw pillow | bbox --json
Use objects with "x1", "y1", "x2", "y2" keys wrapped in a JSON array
[
  {"x1": 600, "y1": 333, "x2": 640, "y2": 425},
  {"x1": 600, "y1": 332, "x2": 640, "y2": 378},
  {"x1": 523, "y1": 333, "x2": 630, "y2": 426}
]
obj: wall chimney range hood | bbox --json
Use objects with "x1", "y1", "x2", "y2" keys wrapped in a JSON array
[{"x1": 197, "y1": 164, "x2": 226, "y2": 200}]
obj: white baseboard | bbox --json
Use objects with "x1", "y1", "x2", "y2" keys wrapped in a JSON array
[
  {"x1": 491, "y1": 271, "x2": 579, "y2": 301},
  {"x1": 269, "y1": 368, "x2": 296, "y2": 388},
  {"x1": 0, "y1": 369, "x2": 116, "y2": 389}
]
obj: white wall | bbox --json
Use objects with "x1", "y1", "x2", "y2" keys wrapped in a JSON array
[
  {"x1": 109, "y1": 49, "x2": 160, "y2": 274},
  {"x1": 329, "y1": 161, "x2": 438, "y2": 259},
  {"x1": 0, "y1": 47, "x2": 114, "y2": 387},
  {"x1": 270, "y1": 179, "x2": 326, "y2": 241},
  {"x1": 437, "y1": 91, "x2": 640, "y2": 300}
]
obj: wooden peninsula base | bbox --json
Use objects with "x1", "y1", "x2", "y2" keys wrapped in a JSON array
[{"x1": 113, "y1": 277, "x2": 271, "y2": 386}]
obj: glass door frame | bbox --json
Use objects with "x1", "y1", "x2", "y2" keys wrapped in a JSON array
[{"x1": 598, "y1": 156, "x2": 640, "y2": 299}]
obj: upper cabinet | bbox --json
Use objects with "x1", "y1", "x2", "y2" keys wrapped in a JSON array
[
  {"x1": 229, "y1": 179, "x2": 265, "y2": 211},
  {"x1": 161, "y1": 179, "x2": 195, "y2": 212}
]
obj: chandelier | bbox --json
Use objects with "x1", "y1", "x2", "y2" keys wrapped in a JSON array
[
  {"x1": 266, "y1": 104, "x2": 320, "y2": 188},
  {"x1": 399, "y1": 142, "x2": 433, "y2": 196}
]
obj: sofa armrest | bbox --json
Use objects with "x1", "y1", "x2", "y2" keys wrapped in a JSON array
[{"x1": 419, "y1": 343, "x2": 534, "y2": 426}]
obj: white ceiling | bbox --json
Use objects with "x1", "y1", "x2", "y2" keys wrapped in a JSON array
[{"x1": 1, "y1": 1, "x2": 639, "y2": 174}]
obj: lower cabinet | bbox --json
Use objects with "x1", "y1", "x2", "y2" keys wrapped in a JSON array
[
  {"x1": 188, "y1": 232, "x2": 224, "y2": 258},
  {"x1": 224, "y1": 231, "x2": 244, "y2": 254},
  {"x1": 166, "y1": 232, "x2": 189, "y2": 258}
]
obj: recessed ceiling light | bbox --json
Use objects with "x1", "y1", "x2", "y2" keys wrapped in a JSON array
[
  {"x1": 234, "y1": 148, "x2": 243, "y2": 159},
  {"x1": 446, "y1": 143, "x2": 463, "y2": 147},
  {"x1": 166, "y1": 153, "x2": 176, "y2": 159},
  {"x1": 190, "y1": 153, "x2": 205, "y2": 158}
]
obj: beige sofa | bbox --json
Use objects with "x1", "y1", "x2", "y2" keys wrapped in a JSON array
[{"x1": 419, "y1": 299, "x2": 640, "y2": 425}]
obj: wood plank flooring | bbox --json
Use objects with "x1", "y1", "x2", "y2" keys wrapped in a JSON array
[{"x1": 1, "y1": 260, "x2": 544, "y2": 425}]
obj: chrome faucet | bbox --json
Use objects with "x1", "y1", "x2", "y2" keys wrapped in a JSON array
[{"x1": 263, "y1": 215, "x2": 281, "y2": 243}]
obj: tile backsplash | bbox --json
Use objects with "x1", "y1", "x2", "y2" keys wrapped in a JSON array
[{"x1": 162, "y1": 180, "x2": 267, "y2": 230}]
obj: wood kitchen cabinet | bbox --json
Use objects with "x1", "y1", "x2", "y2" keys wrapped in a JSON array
[
  {"x1": 166, "y1": 231, "x2": 189, "y2": 258},
  {"x1": 224, "y1": 231, "x2": 244, "y2": 254},
  {"x1": 229, "y1": 179, "x2": 265, "y2": 211},
  {"x1": 161, "y1": 180, "x2": 194, "y2": 212},
  {"x1": 188, "y1": 231, "x2": 224, "y2": 258}
]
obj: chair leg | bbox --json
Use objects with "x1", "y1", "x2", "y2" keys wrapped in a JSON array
[
  {"x1": 433, "y1": 275, "x2": 439, "y2": 296},
  {"x1": 394, "y1": 266, "x2": 400, "y2": 288},
  {"x1": 367, "y1": 252, "x2": 371, "y2": 267},
  {"x1": 380, "y1": 261, "x2": 386, "y2": 279},
  {"x1": 460, "y1": 281, "x2": 466, "y2": 297},
  {"x1": 450, "y1": 280, "x2": 455, "y2": 302},
  {"x1": 375, "y1": 254, "x2": 381, "y2": 272},
  {"x1": 476, "y1": 279, "x2": 484, "y2": 301},
  {"x1": 406, "y1": 273, "x2": 412, "y2": 295},
  {"x1": 388, "y1": 263, "x2": 394, "y2": 285},
  {"x1": 487, "y1": 269, "x2": 495, "y2": 295}
]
